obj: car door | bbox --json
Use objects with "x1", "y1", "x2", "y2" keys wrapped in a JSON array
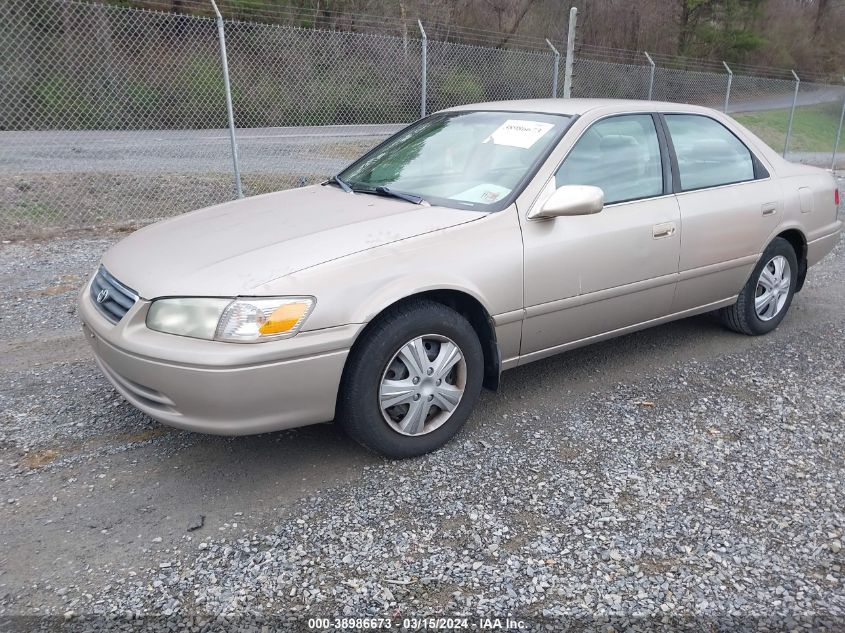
[
  {"x1": 660, "y1": 113, "x2": 780, "y2": 312},
  {"x1": 519, "y1": 113, "x2": 681, "y2": 362}
]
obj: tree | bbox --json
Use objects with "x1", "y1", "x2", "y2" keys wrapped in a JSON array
[
  {"x1": 814, "y1": 0, "x2": 829, "y2": 35},
  {"x1": 677, "y1": 0, "x2": 716, "y2": 54},
  {"x1": 446, "y1": 0, "x2": 537, "y2": 48},
  {"x1": 676, "y1": 0, "x2": 764, "y2": 61}
]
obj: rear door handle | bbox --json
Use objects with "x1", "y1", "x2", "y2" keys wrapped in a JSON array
[
  {"x1": 762, "y1": 202, "x2": 778, "y2": 216},
  {"x1": 652, "y1": 222, "x2": 676, "y2": 239}
]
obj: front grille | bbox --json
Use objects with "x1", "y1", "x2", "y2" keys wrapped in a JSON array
[{"x1": 89, "y1": 266, "x2": 138, "y2": 323}]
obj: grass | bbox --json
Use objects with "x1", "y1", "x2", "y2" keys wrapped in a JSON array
[
  {"x1": 15, "y1": 200, "x2": 62, "y2": 222},
  {"x1": 734, "y1": 102, "x2": 844, "y2": 154}
]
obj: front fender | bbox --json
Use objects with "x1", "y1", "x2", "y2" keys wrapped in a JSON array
[{"x1": 252, "y1": 207, "x2": 525, "y2": 335}]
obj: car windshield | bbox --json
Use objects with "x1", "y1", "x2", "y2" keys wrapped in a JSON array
[{"x1": 339, "y1": 111, "x2": 571, "y2": 211}]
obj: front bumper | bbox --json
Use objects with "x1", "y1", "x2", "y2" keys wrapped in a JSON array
[{"x1": 79, "y1": 282, "x2": 361, "y2": 435}]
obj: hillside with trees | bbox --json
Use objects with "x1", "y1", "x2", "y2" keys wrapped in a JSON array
[{"x1": 116, "y1": 0, "x2": 844, "y2": 78}]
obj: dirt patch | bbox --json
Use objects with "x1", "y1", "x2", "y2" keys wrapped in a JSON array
[
  {"x1": 21, "y1": 448, "x2": 60, "y2": 469},
  {"x1": 638, "y1": 556, "x2": 682, "y2": 574},
  {"x1": 36, "y1": 274, "x2": 82, "y2": 296},
  {"x1": 558, "y1": 446, "x2": 580, "y2": 460},
  {"x1": 106, "y1": 427, "x2": 172, "y2": 446}
]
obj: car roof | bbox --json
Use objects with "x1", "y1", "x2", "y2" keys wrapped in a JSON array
[{"x1": 440, "y1": 98, "x2": 717, "y2": 117}]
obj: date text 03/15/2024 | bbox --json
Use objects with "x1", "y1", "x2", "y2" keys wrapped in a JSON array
[{"x1": 307, "y1": 617, "x2": 527, "y2": 630}]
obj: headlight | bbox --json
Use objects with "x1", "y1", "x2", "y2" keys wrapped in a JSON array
[
  {"x1": 146, "y1": 296, "x2": 315, "y2": 343},
  {"x1": 146, "y1": 298, "x2": 232, "y2": 340}
]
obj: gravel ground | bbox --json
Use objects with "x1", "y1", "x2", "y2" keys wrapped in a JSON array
[
  {"x1": 0, "y1": 235, "x2": 118, "y2": 339},
  {"x1": 45, "y1": 334, "x2": 845, "y2": 631},
  {"x1": 0, "y1": 183, "x2": 842, "y2": 632}
]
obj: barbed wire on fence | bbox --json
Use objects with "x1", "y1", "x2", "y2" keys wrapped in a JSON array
[
  {"x1": 1, "y1": 0, "x2": 843, "y2": 237},
  {"x1": 77, "y1": 0, "x2": 563, "y2": 51}
]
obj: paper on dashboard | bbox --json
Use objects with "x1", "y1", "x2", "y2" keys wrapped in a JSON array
[{"x1": 484, "y1": 119, "x2": 555, "y2": 149}]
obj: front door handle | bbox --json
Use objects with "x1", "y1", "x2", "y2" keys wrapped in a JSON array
[{"x1": 652, "y1": 222, "x2": 676, "y2": 239}]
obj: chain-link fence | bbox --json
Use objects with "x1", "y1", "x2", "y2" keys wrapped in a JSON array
[
  {"x1": 1, "y1": 0, "x2": 236, "y2": 233},
  {"x1": 223, "y1": 21, "x2": 422, "y2": 200},
  {"x1": 426, "y1": 40, "x2": 557, "y2": 110},
  {"x1": 570, "y1": 58, "x2": 653, "y2": 100},
  {"x1": 2, "y1": 0, "x2": 844, "y2": 237}
]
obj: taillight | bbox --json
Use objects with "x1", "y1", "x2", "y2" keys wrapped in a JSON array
[{"x1": 836, "y1": 188, "x2": 840, "y2": 207}]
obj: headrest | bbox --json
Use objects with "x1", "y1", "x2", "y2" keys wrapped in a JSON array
[
  {"x1": 689, "y1": 138, "x2": 736, "y2": 161},
  {"x1": 599, "y1": 134, "x2": 639, "y2": 150}
]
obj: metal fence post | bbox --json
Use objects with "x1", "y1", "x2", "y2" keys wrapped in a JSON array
[
  {"x1": 418, "y1": 20, "x2": 427, "y2": 118},
  {"x1": 562, "y1": 7, "x2": 576, "y2": 98},
  {"x1": 723, "y1": 61, "x2": 733, "y2": 113},
  {"x1": 832, "y1": 77, "x2": 845, "y2": 171},
  {"x1": 784, "y1": 69, "x2": 800, "y2": 158},
  {"x1": 644, "y1": 52, "x2": 655, "y2": 100},
  {"x1": 546, "y1": 39, "x2": 560, "y2": 98},
  {"x1": 210, "y1": 0, "x2": 242, "y2": 198}
]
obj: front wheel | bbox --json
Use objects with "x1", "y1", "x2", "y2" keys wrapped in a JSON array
[
  {"x1": 719, "y1": 237, "x2": 798, "y2": 336},
  {"x1": 338, "y1": 300, "x2": 484, "y2": 458}
]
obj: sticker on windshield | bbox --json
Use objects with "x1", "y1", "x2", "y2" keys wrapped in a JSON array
[
  {"x1": 484, "y1": 119, "x2": 554, "y2": 149},
  {"x1": 450, "y1": 184, "x2": 511, "y2": 204}
]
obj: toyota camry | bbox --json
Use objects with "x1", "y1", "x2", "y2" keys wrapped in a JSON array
[{"x1": 79, "y1": 99, "x2": 842, "y2": 457}]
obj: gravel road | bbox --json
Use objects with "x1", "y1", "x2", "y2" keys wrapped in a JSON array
[
  {"x1": 0, "y1": 192, "x2": 843, "y2": 631},
  {"x1": 726, "y1": 85, "x2": 845, "y2": 115},
  {"x1": 0, "y1": 125, "x2": 405, "y2": 175}
]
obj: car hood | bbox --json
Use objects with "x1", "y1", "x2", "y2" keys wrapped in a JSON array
[{"x1": 101, "y1": 185, "x2": 483, "y2": 298}]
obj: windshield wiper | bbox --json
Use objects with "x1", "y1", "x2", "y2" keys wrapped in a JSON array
[
  {"x1": 370, "y1": 186, "x2": 426, "y2": 205},
  {"x1": 326, "y1": 174, "x2": 353, "y2": 193}
]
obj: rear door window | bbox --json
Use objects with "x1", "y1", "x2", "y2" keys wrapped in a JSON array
[{"x1": 664, "y1": 114, "x2": 756, "y2": 191}]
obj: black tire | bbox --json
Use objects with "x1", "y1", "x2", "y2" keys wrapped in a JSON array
[
  {"x1": 337, "y1": 300, "x2": 484, "y2": 458},
  {"x1": 719, "y1": 237, "x2": 798, "y2": 336}
]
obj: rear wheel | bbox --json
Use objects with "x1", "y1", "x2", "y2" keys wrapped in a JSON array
[
  {"x1": 719, "y1": 237, "x2": 797, "y2": 336},
  {"x1": 338, "y1": 300, "x2": 484, "y2": 458}
]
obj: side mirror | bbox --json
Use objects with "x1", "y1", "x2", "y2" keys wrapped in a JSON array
[{"x1": 529, "y1": 185, "x2": 604, "y2": 219}]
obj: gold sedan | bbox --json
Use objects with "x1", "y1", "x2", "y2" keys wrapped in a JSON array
[{"x1": 79, "y1": 99, "x2": 842, "y2": 457}]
